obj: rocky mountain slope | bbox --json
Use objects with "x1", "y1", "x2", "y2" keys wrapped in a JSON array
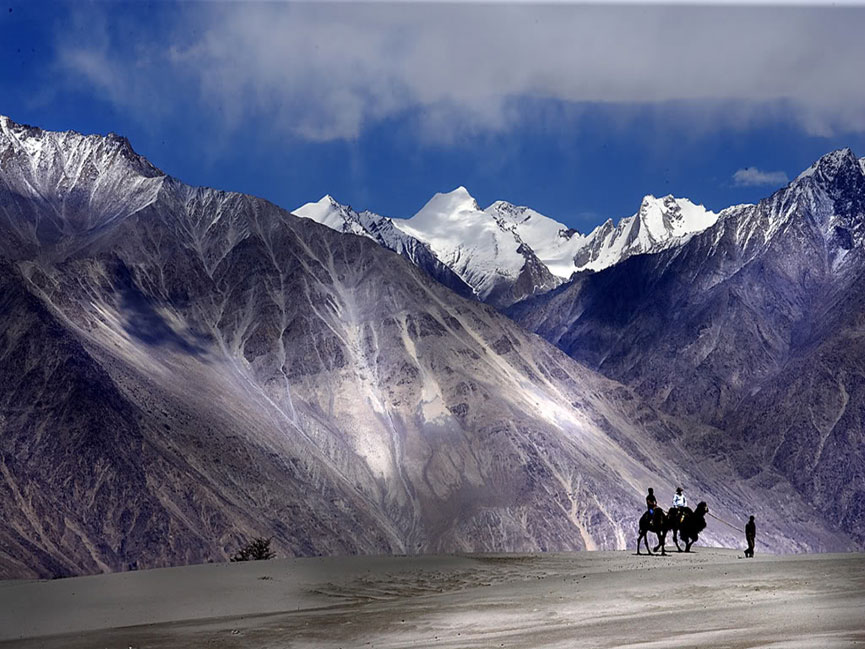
[
  {"x1": 296, "y1": 190, "x2": 716, "y2": 308},
  {"x1": 510, "y1": 148, "x2": 865, "y2": 545},
  {"x1": 3, "y1": 115, "x2": 833, "y2": 579}
]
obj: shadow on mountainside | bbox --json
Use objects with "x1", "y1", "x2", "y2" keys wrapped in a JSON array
[{"x1": 113, "y1": 261, "x2": 208, "y2": 355}]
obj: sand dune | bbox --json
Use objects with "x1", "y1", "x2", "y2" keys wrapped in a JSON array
[{"x1": 1, "y1": 549, "x2": 863, "y2": 648}]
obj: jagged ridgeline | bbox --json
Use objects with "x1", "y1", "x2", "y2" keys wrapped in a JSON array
[{"x1": 0, "y1": 116, "x2": 858, "y2": 578}]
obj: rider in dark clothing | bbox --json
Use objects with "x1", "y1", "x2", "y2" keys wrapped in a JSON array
[
  {"x1": 745, "y1": 515, "x2": 756, "y2": 558},
  {"x1": 646, "y1": 488, "x2": 657, "y2": 516}
]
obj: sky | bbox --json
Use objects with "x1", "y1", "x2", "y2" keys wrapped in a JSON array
[{"x1": 3, "y1": 1, "x2": 865, "y2": 232}]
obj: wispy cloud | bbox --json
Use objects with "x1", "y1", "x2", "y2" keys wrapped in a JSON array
[
  {"x1": 732, "y1": 167, "x2": 790, "y2": 187},
  {"x1": 54, "y1": 4, "x2": 865, "y2": 143}
]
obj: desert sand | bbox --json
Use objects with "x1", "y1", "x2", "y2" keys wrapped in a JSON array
[{"x1": 1, "y1": 548, "x2": 863, "y2": 648}]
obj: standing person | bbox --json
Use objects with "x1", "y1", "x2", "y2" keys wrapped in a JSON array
[
  {"x1": 646, "y1": 488, "x2": 657, "y2": 516},
  {"x1": 745, "y1": 515, "x2": 756, "y2": 557}
]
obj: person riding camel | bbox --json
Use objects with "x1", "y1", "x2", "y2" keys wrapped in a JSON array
[
  {"x1": 670, "y1": 487, "x2": 687, "y2": 525},
  {"x1": 646, "y1": 488, "x2": 657, "y2": 516}
]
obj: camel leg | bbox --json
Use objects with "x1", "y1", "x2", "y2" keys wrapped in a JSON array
[
  {"x1": 659, "y1": 534, "x2": 666, "y2": 556},
  {"x1": 685, "y1": 539, "x2": 693, "y2": 552},
  {"x1": 638, "y1": 532, "x2": 652, "y2": 555},
  {"x1": 673, "y1": 530, "x2": 682, "y2": 552}
]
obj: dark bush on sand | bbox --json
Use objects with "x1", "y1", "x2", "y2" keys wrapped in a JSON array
[{"x1": 231, "y1": 537, "x2": 276, "y2": 562}]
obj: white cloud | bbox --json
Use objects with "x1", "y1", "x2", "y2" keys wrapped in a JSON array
[
  {"x1": 732, "y1": 168, "x2": 790, "y2": 187},
  {"x1": 55, "y1": 4, "x2": 865, "y2": 142}
]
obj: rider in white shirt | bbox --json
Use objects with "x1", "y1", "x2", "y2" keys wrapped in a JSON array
[{"x1": 672, "y1": 487, "x2": 687, "y2": 509}]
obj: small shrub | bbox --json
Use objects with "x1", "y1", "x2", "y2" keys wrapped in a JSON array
[{"x1": 231, "y1": 537, "x2": 276, "y2": 562}]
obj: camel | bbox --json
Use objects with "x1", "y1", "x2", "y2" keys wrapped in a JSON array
[
  {"x1": 637, "y1": 508, "x2": 667, "y2": 555},
  {"x1": 659, "y1": 501, "x2": 709, "y2": 552}
]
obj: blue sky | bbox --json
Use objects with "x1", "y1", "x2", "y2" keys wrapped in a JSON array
[{"x1": 4, "y1": 1, "x2": 865, "y2": 232}]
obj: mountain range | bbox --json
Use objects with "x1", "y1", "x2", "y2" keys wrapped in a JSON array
[
  {"x1": 295, "y1": 188, "x2": 717, "y2": 308},
  {"x1": 0, "y1": 114, "x2": 861, "y2": 578}
]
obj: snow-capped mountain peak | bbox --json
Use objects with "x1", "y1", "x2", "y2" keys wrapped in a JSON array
[
  {"x1": 571, "y1": 194, "x2": 718, "y2": 273},
  {"x1": 392, "y1": 188, "x2": 530, "y2": 298},
  {"x1": 384, "y1": 188, "x2": 562, "y2": 306},
  {"x1": 783, "y1": 148, "x2": 865, "y2": 228},
  {"x1": 635, "y1": 194, "x2": 718, "y2": 241},
  {"x1": 411, "y1": 186, "x2": 481, "y2": 225},
  {"x1": 0, "y1": 114, "x2": 162, "y2": 180},
  {"x1": 293, "y1": 194, "x2": 372, "y2": 239},
  {"x1": 774, "y1": 147, "x2": 865, "y2": 256},
  {"x1": 0, "y1": 115, "x2": 165, "y2": 259},
  {"x1": 795, "y1": 147, "x2": 861, "y2": 184},
  {"x1": 484, "y1": 200, "x2": 585, "y2": 279},
  {"x1": 694, "y1": 147, "x2": 865, "y2": 278}
]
